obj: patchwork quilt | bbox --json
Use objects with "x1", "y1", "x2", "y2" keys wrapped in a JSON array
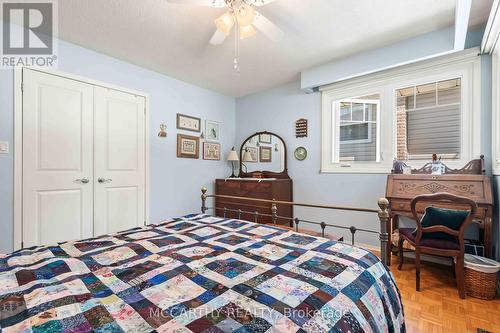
[{"x1": 0, "y1": 214, "x2": 405, "y2": 333}]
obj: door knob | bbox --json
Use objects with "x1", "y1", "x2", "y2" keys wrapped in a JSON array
[
  {"x1": 98, "y1": 178, "x2": 112, "y2": 183},
  {"x1": 75, "y1": 178, "x2": 90, "y2": 184}
]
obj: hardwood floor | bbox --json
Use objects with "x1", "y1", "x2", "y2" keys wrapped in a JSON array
[{"x1": 390, "y1": 256, "x2": 500, "y2": 333}]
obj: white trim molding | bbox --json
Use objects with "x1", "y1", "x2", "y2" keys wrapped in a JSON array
[
  {"x1": 481, "y1": 0, "x2": 500, "y2": 54},
  {"x1": 13, "y1": 67, "x2": 151, "y2": 250},
  {"x1": 454, "y1": 0, "x2": 472, "y2": 51},
  {"x1": 483, "y1": 0, "x2": 500, "y2": 174},
  {"x1": 493, "y1": 51, "x2": 500, "y2": 174},
  {"x1": 320, "y1": 48, "x2": 482, "y2": 174}
]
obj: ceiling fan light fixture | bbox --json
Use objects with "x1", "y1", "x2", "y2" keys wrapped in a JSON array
[
  {"x1": 239, "y1": 25, "x2": 256, "y2": 39},
  {"x1": 236, "y1": 4, "x2": 256, "y2": 26},
  {"x1": 214, "y1": 12, "x2": 235, "y2": 35}
]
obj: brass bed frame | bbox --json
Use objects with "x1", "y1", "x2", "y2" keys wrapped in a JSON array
[{"x1": 200, "y1": 188, "x2": 391, "y2": 267}]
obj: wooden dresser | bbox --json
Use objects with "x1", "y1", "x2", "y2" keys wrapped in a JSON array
[
  {"x1": 385, "y1": 157, "x2": 493, "y2": 265},
  {"x1": 215, "y1": 178, "x2": 293, "y2": 226}
]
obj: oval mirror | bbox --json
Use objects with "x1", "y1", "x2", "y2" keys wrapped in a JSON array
[{"x1": 239, "y1": 131, "x2": 289, "y2": 179}]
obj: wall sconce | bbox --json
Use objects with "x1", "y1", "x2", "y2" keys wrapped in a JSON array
[{"x1": 158, "y1": 123, "x2": 167, "y2": 137}]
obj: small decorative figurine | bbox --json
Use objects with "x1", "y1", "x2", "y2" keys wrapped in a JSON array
[
  {"x1": 158, "y1": 123, "x2": 167, "y2": 138},
  {"x1": 431, "y1": 154, "x2": 443, "y2": 175}
]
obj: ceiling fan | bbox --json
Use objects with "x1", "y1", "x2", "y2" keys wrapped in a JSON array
[{"x1": 167, "y1": 0, "x2": 284, "y2": 71}]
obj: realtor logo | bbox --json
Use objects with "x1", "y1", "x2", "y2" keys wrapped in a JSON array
[{"x1": 1, "y1": 0, "x2": 58, "y2": 68}]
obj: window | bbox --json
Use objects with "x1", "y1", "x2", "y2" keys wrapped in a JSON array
[
  {"x1": 320, "y1": 48, "x2": 481, "y2": 173},
  {"x1": 396, "y1": 78, "x2": 461, "y2": 160},
  {"x1": 335, "y1": 95, "x2": 380, "y2": 162}
]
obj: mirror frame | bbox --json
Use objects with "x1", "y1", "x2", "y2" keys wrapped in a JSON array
[{"x1": 239, "y1": 131, "x2": 289, "y2": 179}]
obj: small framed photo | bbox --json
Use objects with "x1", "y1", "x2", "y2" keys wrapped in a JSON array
[
  {"x1": 205, "y1": 120, "x2": 220, "y2": 141},
  {"x1": 259, "y1": 146, "x2": 272, "y2": 162},
  {"x1": 246, "y1": 147, "x2": 258, "y2": 162},
  {"x1": 177, "y1": 134, "x2": 199, "y2": 159},
  {"x1": 203, "y1": 142, "x2": 221, "y2": 160},
  {"x1": 259, "y1": 133, "x2": 272, "y2": 144},
  {"x1": 248, "y1": 135, "x2": 259, "y2": 146},
  {"x1": 177, "y1": 113, "x2": 201, "y2": 132}
]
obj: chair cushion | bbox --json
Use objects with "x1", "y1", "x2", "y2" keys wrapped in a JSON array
[
  {"x1": 413, "y1": 206, "x2": 469, "y2": 241},
  {"x1": 400, "y1": 228, "x2": 460, "y2": 250}
]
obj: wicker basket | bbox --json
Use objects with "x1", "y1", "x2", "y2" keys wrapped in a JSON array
[
  {"x1": 465, "y1": 267, "x2": 498, "y2": 300},
  {"x1": 463, "y1": 254, "x2": 499, "y2": 300}
]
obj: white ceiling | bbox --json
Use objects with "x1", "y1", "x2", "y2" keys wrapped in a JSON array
[{"x1": 58, "y1": 0, "x2": 493, "y2": 97}]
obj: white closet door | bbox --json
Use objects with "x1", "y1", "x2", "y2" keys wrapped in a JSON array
[
  {"x1": 22, "y1": 70, "x2": 94, "y2": 247},
  {"x1": 94, "y1": 87, "x2": 146, "y2": 236}
]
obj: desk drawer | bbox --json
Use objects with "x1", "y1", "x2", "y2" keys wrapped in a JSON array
[
  {"x1": 390, "y1": 200, "x2": 487, "y2": 220},
  {"x1": 391, "y1": 200, "x2": 410, "y2": 211}
]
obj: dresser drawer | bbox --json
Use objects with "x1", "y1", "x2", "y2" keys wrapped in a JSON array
[{"x1": 214, "y1": 178, "x2": 293, "y2": 225}]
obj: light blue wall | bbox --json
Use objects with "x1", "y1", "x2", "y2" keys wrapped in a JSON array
[
  {"x1": 0, "y1": 39, "x2": 236, "y2": 253},
  {"x1": 301, "y1": 25, "x2": 486, "y2": 91},
  {"x1": 236, "y1": 81, "x2": 387, "y2": 246},
  {"x1": 236, "y1": 52, "x2": 494, "y2": 250}
]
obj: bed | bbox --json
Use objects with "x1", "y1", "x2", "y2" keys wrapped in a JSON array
[{"x1": 0, "y1": 192, "x2": 405, "y2": 333}]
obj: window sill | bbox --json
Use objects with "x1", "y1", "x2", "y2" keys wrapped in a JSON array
[{"x1": 320, "y1": 167, "x2": 391, "y2": 174}]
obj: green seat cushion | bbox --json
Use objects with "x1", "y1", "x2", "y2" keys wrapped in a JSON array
[{"x1": 413, "y1": 206, "x2": 469, "y2": 241}]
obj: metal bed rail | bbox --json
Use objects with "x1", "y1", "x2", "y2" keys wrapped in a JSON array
[{"x1": 200, "y1": 187, "x2": 390, "y2": 267}]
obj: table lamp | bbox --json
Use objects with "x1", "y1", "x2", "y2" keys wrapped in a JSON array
[
  {"x1": 227, "y1": 147, "x2": 239, "y2": 178},
  {"x1": 241, "y1": 148, "x2": 253, "y2": 173}
]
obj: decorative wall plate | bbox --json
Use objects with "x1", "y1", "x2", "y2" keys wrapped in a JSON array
[{"x1": 294, "y1": 146, "x2": 307, "y2": 161}]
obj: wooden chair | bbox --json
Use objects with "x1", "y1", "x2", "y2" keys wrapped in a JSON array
[{"x1": 397, "y1": 193, "x2": 477, "y2": 299}]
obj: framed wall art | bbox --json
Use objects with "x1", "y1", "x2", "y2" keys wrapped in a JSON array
[
  {"x1": 205, "y1": 120, "x2": 220, "y2": 141},
  {"x1": 203, "y1": 142, "x2": 221, "y2": 160},
  {"x1": 259, "y1": 133, "x2": 272, "y2": 144},
  {"x1": 245, "y1": 147, "x2": 258, "y2": 162},
  {"x1": 259, "y1": 146, "x2": 272, "y2": 162},
  {"x1": 176, "y1": 113, "x2": 201, "y2": 132},
  {"x1": 177, "y1": 134, "x2": 199, "y2": 159}
]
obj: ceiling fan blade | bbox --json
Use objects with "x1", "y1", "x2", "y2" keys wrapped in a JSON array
[
  {"x1": 166, "y1": 0, "x2": 226, "y2": 7},
  {"x1": 253, "y1": 11, "x2": 284, "y2": 41},
  {"x1": 252, "y1": 0, "x2": 278, "y2": 6},
  {"x1": 209, "y1": 29, "x2": 228, "y2": 45}
]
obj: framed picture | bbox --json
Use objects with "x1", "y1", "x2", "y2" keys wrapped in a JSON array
[
  {"x1": 177, "y1": 113, "x2": 201, "y2": 132},
  {"x1": 259, "y1": 146, "x2": 272, "y2": 162},
  {"x1": 205, "y1": 120, "x2": 220, "y2": 141},
  {"x1": 259, "y1": 133, "x2": 272, "y2": 144},
  {"x1": 246, "y1": 147, "x2": 258, "y2": 162},
  {"x1": 203, "y1": 142, "x2": 221, "y2": 160},
  {"x1": 248, "y1": 135, "x2": 259, "y2": 146},
  {"x1": 177, "y1": 134, "x2": 199, "y2": 159}
]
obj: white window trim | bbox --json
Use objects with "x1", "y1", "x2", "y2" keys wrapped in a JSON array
[
  {"x1": 493, "y1": 50, "x2": 500, "y2": 174},
  {"x1": 484, "y1": 1, "x2": 500, "y2": 175},
  {"x1": 320, "y1": 48, "x2": 481, "y2": 173}
]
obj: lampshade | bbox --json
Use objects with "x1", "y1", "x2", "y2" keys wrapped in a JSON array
[
  {"x1": 227, "y1": 150, "x2": 239, "y2": 162},
  {"x1": 242, "y1": 150, "x2": 253, "y2": 162},
  {"x1": 236, "y1": 4, "x2": 256, "y2": 27},
  {"x1": 240, "y1": 25, "x2": 256, "y2": 39},
  {"x1": 214, "y1": 12, "x2": 235, "y2": 36}
]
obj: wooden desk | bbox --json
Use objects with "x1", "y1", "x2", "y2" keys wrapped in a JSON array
[{"x1": 385, "y1": 174, "x2": 493, "y2": 265}]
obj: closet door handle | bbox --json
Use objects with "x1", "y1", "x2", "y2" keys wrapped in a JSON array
[
  {"x1": 98, "y1": 178, "x2": 112, "y2": 184},
  {"x1": 75, "y1": 178, "x2": 90, "y2": 184}
]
